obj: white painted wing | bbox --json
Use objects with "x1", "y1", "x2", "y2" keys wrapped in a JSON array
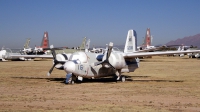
[
  {"x1": 123, "y1": 50, "x2": 200, "y2": 58},
  {"x1": 3, "y1": 54, "x2": 53, "y2": 59}
]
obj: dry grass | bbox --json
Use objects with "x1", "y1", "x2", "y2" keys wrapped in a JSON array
[{"x1": 0, "y1": 56, "x2": 200, "y2": 112}]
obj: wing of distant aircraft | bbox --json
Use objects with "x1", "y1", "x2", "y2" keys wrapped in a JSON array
[{"x1": 3, "y1": 54, "x2": 53, "y2": 59}]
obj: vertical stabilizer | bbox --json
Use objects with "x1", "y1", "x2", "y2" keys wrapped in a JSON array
[
  {"x1": 177, "y1": 46, "x2": 181, "y2": 51},
  {"x1": 85, "y1": 39, "x2": 90, "y2": 52},
  {"x1": 40, "y1": 31, "x2": 49, "y2": 48},
  {"x1": 80, "y1": 37, "x2": 87, "y2": 50},
  {"x1": 24, "y1": 38, "x2": 31, "y2": 49},
  {"x1": 143, "y1": 28, "x2": 151, "y2": 47},
  {"x1": 124, "y1": 30, "x2": 137, "y2": 53}
]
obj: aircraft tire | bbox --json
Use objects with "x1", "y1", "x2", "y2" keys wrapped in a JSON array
[
  {"x1": 121, "y1": 76, "x2": 126, "y2": 82},
  {"x1": 71, "y1": 80, "x2": 75, "y2": 85}
]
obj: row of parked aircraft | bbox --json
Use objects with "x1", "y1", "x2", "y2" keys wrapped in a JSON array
[
  {"x1": 2, "y1": 28, "x2": 194, "y2": 62},
  {"x1": 0, "y1": 32, "x2": 51, "y2": 61},
  {"x1": 1, "y1": 29, "x2": 200, "y2": 84}
]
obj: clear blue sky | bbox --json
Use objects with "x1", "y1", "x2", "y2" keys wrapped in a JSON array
[{"x1": 1, "y1": 0, "x2": 200, "y2": 48}]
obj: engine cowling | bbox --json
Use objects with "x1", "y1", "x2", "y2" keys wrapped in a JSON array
[
  {"x1": 103, "y1": 52, "x2": 126, "y2": 69},
  {"x1": 69, "y1": 52, "x2": 87, "y2": 63},
  {"x1": 180, "y1": 54, "x2": 184, "y2": 57},
  {"x1": 56, "y1": 53, "x2": 71, "y2": 61},
  {"x1": 55, "y1": 53, "x2": 71, "y2": 69},
  {"x1": 195, "y1": 53, "x2": 200, "y2": 58}
]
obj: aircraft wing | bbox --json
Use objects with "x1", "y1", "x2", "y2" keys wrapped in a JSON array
[
  {"x1": 123, "y1": 50, "x2": 200, "y2": 58},
  {"x1": 3, "y1": 54, "x2": 53, "y2": 59}
]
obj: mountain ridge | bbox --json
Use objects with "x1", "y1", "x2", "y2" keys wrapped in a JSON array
[{"x1": 166, "y1": 33, "x2": 200, "y2": 48}]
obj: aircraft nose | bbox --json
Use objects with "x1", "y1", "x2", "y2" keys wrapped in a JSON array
[{"x1": 64, "y1": 61, "x2": 76, "y2": 73}]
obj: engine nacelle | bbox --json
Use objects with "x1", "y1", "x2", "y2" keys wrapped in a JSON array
[
  {"x1": 56, "y1": 53, "x2": 71, "y2": 61},
  {"x1": 195, "y1": 53, "x2": 200, "y2": 58},
  {"x1": 54, "y1": 53, "x2": 71, "y2": 69},
  {"x1": 103, "y1": 52, "x2": 126, "y2": 69},
  {"x1": 180, "y1": 54, "x2": 184, "y2": 57},
  {"x1": 69, "y1": 52, "x2": 87, "y2": 63},
  {"x1": 0, "y1": 50, "x2": 6, "y2": 60}
]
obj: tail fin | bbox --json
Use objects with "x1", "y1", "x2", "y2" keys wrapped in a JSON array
[
  {"x1": 143, "y1": 28, "x2": 151, "y2": 47},
  {"x1": 85, "y1": 39, "x2": 90, "y2": 52},
  {"x1": 40, "y1": 31, "x2": 49, "y2": 48},
  {"x1": 124, "y1": 29, "x2": 137, "y2": 53},
  {"x1": 79, "y1": 37, "x2": 87, "y2": 50},
  {"x1": 181, "y1": 46, "x2": 185, "y2": 51},
  {"x1": 24, "y1": 38, "x2": 31, "y2": 49},
  {"x1": 177, "y1": 46, "x2": 181, "y2": 51}
]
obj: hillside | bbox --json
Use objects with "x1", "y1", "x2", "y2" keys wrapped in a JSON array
[{"x1": 166, "y1": 33, "x2": 200, "y2": 48}]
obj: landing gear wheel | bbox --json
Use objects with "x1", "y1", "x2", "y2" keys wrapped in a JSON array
[
  {"x1": 71, "y1": 80, "x2": 75, "y2": 85},
  {"x1": 121, "y1": 76, "x2": 126, "y2": 82}
]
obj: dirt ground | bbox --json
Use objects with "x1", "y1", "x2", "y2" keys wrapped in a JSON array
[{"x1": 0, "y1": 56, "x2": 200, "y2": 112}]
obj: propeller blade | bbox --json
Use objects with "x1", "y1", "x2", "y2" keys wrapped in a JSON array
[
  {"x1": 47, "y1": 64, "x2": 56, "y2": 76},
  {"x1": 106, "y1": 42, "x2": 113, "y2": 60},
  {"x1": 94, "y1": 42, "x2": 116, "y2": 70},
  {"x1": 108, "y1": 63, "x2": 115, "y2": 70},
  {"x1": 51, "y1": 49, "x2": 57, "y2": 60}
]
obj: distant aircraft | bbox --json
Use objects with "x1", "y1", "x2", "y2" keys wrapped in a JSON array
[
  {"x1": 1, "y1": 32, "x2": 51, "y2": 61},
  {"x1": 173, "y1": 45, "x2": 192, "y2": 57},
  {"x1": 33, "y1": 31, "x2": 50, "y2": 55},
  {"x1": 137, "y1": 28, "x2": 155, "y2": 50},
  {"x1": 173, "y1": 46, "x2": 184, "y2": 57},
  {"x1": 187, "y1": 48, "x2": 200, "y2": 58},
  {"x1": 4, "y1": 29, "x2": 200, "y2": 84},
  {"x1": 0, "y1": 49, "x2": 6, "y2": 61},
  {"x1": 21, "y1": 38, "x2": 33, "y2": 54},
  {"x1": 0, "y1": 38, "x2": 33, "y2": 61},
  {"x1": 2, "y1": 36, "x2": 89, "y2": 62}
]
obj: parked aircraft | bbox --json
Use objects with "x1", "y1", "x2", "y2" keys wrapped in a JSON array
[
  {"x1": 1, "y1": 32, "x2": 51, "y2": 61},
  {"x1": 2, "y1": 36, "x2": 90, "y2": 62},
  {"x1": 21, "y1": 38, "x2": 33, "y2": 54},
  {"x1": 187, "y1": 48, "x2": 200, "y2": 58},
  {"x1": 4, "y1": 29, "x2": 200, "y2": 84},
  {"x1": 32, "y1": 31, "x2": 50, "y2": 55},
  {"x1": 0, "y1": 49, "x2": 6, "y2": 61},
  {"x1": 137, "y1": 28, "x2": 154, "y2": 50},
  {"x1": 173, "y1": 46, "x2": 184, "y2": 57},
  {"x1": 138, "y1": 28, "x2": 178, "y2": 52},
  {"x1": 0, "y1": 38, "x2": 33, "y2": 61}
]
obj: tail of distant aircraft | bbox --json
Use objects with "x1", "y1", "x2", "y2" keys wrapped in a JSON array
[
  {"x1": 24, "y1": 38, "x2": 31, "y2": 49},
  {"x1": 85, "y1": 39, "x2": 90, "y2": 52},
  {"x1": 143, "y1": 28, "x2": 152, "y2": 47},
  {"x1": 79, "y1": 37, "x2": 87, "y2": 50},
  {"x1": 124, "y1": 29, "x2": 137, "y2": 53},
  {"x1": 40, "y1": 31, "x2": 49, "y2": 48},
  {"x1": 177, "y1": 46, "x2": 181, "y2": 51}
]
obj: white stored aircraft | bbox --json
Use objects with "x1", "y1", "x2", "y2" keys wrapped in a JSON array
[
  {"x1": 0, "y1": 49, "x2": 6, "y2": 61},
  {"x1": 1, "y1": 32, "x2": 52, "y2": 61},
  {"x1": 7, "y1": 29, "x2": 200, "y2": 84},
  {"x1": 0, "y1": 38, "x2": 33, "y2": 61},
  {"x1": 21, "y1": 38, "x2": 33, "y2": 54},
  {"x1": 29, "y1": 31, "x2": 50, "y2": 55}
]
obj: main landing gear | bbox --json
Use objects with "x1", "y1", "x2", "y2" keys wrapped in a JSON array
[
  {"x1": 115, "y1": 69, "x2": 126, "y2": 82},
  {"x1": 65, "y1": 73, "x2": 76, "y2": 84}
]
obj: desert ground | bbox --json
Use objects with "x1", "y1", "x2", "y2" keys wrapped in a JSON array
[{"x1": 0, "y1": 56, "x2": 200, "y2": 112}]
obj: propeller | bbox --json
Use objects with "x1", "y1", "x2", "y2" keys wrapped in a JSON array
[
  {"x1": 95, "y1": 42, "x2": 115, "y2": 69},
  {"x1": 47, "y1": 47, "x2": 66, "y2": 76}
]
